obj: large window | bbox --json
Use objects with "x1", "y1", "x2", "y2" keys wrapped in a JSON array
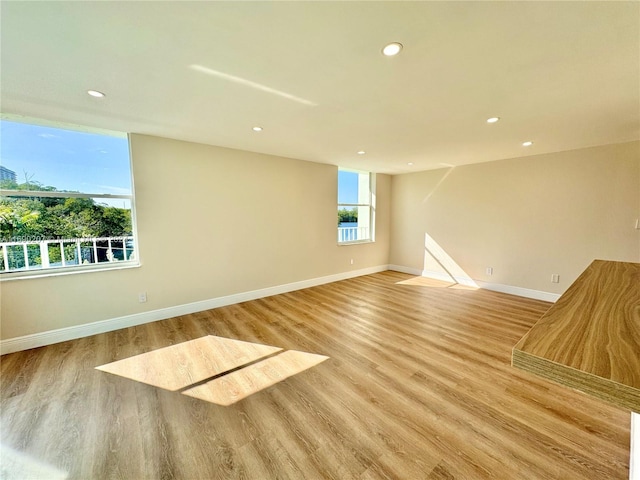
[
  {"x1": 337, "y1": 168, "x2": 375, "y2": 243},
  {"x1": 0, "y1": 116, "x2": 137, "y2": 277}
]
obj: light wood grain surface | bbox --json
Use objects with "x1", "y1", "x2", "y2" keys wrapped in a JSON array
[
  {"x1": 513, "y1": 260, "x2": 640, "y2": 412},
  {"x1": 96, "y1": 335, "x2": 282, "y2": 391},
  {"x1": 1, "y1": 271, "x2": 631, "y2": 479},
  {"x1": 183, "y1": 350, "x2": 329, "y2": 406}
]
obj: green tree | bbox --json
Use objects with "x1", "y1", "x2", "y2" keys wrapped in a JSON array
[
  {"x1": 338, "y1": 208, "x2": 357, "y2": 225},
  {"x1": 0, "y1": 181, "x2": 131, "y2": 242}
]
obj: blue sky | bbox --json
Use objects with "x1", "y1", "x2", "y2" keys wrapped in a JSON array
[
  {"x1": 0, "y1": 120, "x2": 131, "y2": 194},
  {"x1": 338, "y1": 170, "x2": 359, "y2": 205}
]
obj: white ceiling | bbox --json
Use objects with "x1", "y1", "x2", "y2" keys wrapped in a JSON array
[{"x1": 2, "y1": 1, "x2": 639, "y2": 175}]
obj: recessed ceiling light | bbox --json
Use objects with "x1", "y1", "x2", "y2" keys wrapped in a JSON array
[
  {"x1": 522, "y1": 141, "x2": 533, "y2": 147},
  {"x1": 407, "y1": 162, "x2": 414, "y2": 166},
  {"x1": 357, "y1": 151, "x2": 366, "y2": 155},
  {"x1": 487, "y1": 117, "x2": 500, "y2": 123},
  {"x1": 382, "y1": 42, "x2": 403, "y2": 56},
  {"x1": 252, "y1": 126, "x2": 263, "y2": 132},
  {"x1": 87, "y1": 90, "x2": 105, "y2": 98}
]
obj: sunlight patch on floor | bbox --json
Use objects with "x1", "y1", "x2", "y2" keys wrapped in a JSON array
[
  {"x1": 0, "y1": 445, "x2": 68, "y2": 480},
  {"x1": 96, "y1": 335, "x2": 328, "y2": 406},
  {"x1": 183, "y1": 350, "x2": 329, "y2": 406},
  {"x1": 396, "y1": 276, "x2": 477, "y2": 290},
  {"x1": 96, "y1": 335, "x2": 282, "y2": 391}
]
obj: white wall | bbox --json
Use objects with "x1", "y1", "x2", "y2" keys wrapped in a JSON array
[
  {"x1": 389, "y1": 141, "x2": 640, "y2": 296},
  {"x1": 2, "y1": 137, "x2": 638, "y2": 349},
  {"x1": 0, "y1": 134, "x2": 391, "y2": 342}
]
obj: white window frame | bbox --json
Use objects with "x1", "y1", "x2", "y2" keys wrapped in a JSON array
[
  {"x1": 0, "y1": 115, "x2": 139, "y2": 280},
  {"x1": 337, "y1": 168, "x2": 375, "y2": 244}
]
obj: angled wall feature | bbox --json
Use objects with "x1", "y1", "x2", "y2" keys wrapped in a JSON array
[{"x1": 390, "y1": 141, "x2": 640, "y2": 297}]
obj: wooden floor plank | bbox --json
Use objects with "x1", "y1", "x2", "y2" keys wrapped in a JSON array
[{"x1": 0, "y1": 271, "x2": 630, "y2": 479}]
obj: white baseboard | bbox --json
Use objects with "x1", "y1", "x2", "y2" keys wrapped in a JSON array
[
  {"x1": 475, "y1": 280, "x2": 560, "y2": 303},
  {"x1": 0, "y1": 264, "x2": 559, "y2": 355},
  {"x1": 387, "y1": 264, "x2": 423, "y2": 276},
  {"x1": 0, "y1": 265, "x2": 388, "y2": 355},
  {"x1": 387, "y1": 265, "x2": 561, "y2": 303}
]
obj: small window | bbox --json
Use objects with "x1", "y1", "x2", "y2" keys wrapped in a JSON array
[
  {"x1": 0, "y1": 115, "x2": 137, "y2": 277},
  {"x1": 337, "y1": 168, "x2": 375, "y2": 243}
]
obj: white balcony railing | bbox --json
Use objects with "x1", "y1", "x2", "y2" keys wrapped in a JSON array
[
  {"x1": 338, "y1": 226, "x2": 369, "y2": 243},
  {"x1": 0, "y1": 236, "x2": 134, "y2": 273}
]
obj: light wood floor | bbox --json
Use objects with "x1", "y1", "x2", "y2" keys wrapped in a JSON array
[{"x1": 0, "y1": 271, "x2": 631, "y2": 479}]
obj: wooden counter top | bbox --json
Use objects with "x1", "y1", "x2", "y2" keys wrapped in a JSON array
[{"x1": 512, "y1": 260, "x2": 640, "y2": 412}]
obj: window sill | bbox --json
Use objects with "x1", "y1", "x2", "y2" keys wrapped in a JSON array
[
  {"x1": 0, "y1": 261, "x2": 140, "y2": 282},
  {"x1": 338, "y1": 240, "x2": 375, "y2": 246}
]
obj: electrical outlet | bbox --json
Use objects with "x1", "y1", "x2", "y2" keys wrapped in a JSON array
[
  {"x1": 350, "y1": 259, "x2": 354, "y2": 265},
  {"x1": 138, "y1": 292, "x2": 147, "y2": 303},
  {"x1": 485, "y1": 267, "x2": 493, "y2": 276},
  {"x1": 551, "y1": 274, "x2": 560, "y2": 284}
]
